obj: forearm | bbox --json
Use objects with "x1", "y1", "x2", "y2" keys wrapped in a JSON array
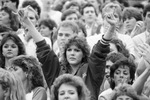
[
  {"x1": 25, "y1": 19, "x2": 44, "y2": 42},
  {"x1": 132, "y1": 68, "x2": 150, "y2": 95}
]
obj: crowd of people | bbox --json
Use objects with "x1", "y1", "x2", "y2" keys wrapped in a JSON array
[{"x1": 0, "y1": 0, "x2": 150, "y2": 100}]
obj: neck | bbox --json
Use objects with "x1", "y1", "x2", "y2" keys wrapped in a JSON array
[
  {"x1": 5, "y1": 58, "x2": 11, "y2": 70},
  {"x1": 70, "y1": 64, "x2": 81, "y2": 75}
]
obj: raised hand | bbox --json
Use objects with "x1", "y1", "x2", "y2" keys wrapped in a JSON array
[
  {"x1": 138, "y1": 43, "x2": 150, "y2": 68},
  {"x1": 130, "y1": 21, "x2": 144, "y2": 37},
  {"x1": 104, "y1": 11, "x2": 119, "y2": 27}
]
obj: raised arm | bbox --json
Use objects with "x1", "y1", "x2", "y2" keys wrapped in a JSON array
[
  {"x1": 132, "y1": 43, "x2": 150, "y2": 95},
  {"x1": 18, "y1": 7, "x2": 60, "y2": 88},
  {"x1": 18, "y1": 6, "x2": 44, "y2": 42},
  {"x1": 88, "y1": 12, "x2": 118, "y2": 100}
]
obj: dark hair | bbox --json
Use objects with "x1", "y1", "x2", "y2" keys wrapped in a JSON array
[
  {"x1": 80, "y1": 3, "x2": 98, "y2": 16},
  {"x1": 0, "y1": 7, "x2": 20, "y2": 31},
  {"x1": 112, "y1": 83, "x2": 140, "y2": 100},
  {"x1": 65, "y1": 1, "x2": 81, "y2": 11},
  {"x1": 109, "y1": 58, "x2": 136, "y2": 89},
  {"x1": 133, "y1": 3, "x2": 144, "y2": 10},
  {"x1": 61, "y1": 9, "x2": 80, "y2": 21},
  {"x1": 0, "y1": 32, "x2": 26, "y2": 68},
  {"x1": 106, "y1": 52, "x2": 127, "y2": 63},
  {"x1": 76, "y1": 20, "x2": 87, "y2": 37},
  {"x1": 143, "y1": 3, "x2": 150, "y2": 17},
  {"x1": 62, "y1": 36, "x2": 90, "y2": 72},
  {"x1": 122, "y1": 7, "x2": 143, "y2": 22},
  {"x1": 51, "y1": 74, "x2": 90, "y2": 100},
  {"x1": 110, "y1": 38, "x2": 130, "y2": 58},
  {"x1": 2, "y1": 0, "x2": 19, "y2": 8},
  {"x1": 39, "y1": 18, "x2": 57, "y2": 30},
  {"x1": 22, "y1": 0, "x2": 41, "y2": 16},
  {"x1": 10, "y1": 55, "x2": 45, "y2": 92}
]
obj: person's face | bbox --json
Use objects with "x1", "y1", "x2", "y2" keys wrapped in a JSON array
[
  {"x1": 58, "y1": 83, "x2": 79, "y2": 100},
  {"x1": 2, "y1": 0, "x2": 16, "y2": 9},
  {"x1": 65, "y1": 13, "x2": 78, "y2": 22},
  {"x1": 106, "y1": 60, "x2": 113, "y2": 77},
  {"x1": 40, "y1": 24, "x2": 52, "y2": 37},
  {"x1": 27, "y1": 10, "x2": 37, "y2": 26},
  {"x1": 83, "y1": 6, "x2": 96, "y2": 23},
  {"x1": 57, "y1": 27, "x2": 76, "y2": 49},
  {"x1": 109, "y1": 43, "x2": 118, "y2": 54},
  {"x1": 124, "y1": 17, "x2": 137, "y2": 33},
  {"x1": 2, "y1": 39, "x2": 19, "y2": 59},
  {"x1": 116, "y1": 95, "x2": 133, "y2": 100},
  {"x1": 144, "y1": 11, "x2": 150, "y2": 31},
  {"x1": 66, "y1": 45, "x2": 83, "y2": 66},
  {"x1": 0, "y1": 84, "x2": 5, "y2": 100},
  {"x1": 113, "y1": 65, "x2": 130, "y2": 86},
  {"x1": 0, "y1": 10, "x2": 10, "y2": 26}
]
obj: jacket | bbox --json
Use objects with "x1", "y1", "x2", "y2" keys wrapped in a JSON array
[{"x1": 36, "y1": 38, "x2": 110, "y2": 100}]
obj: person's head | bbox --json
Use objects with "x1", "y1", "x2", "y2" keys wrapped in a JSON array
[
  {"x1": 109, "y1": 38, "x2": 130, "y2": 58},
  {"x1": 0, "y1": 68, "x2": 26, "y2": 100},
  {"x1": 51, "y1": 74, "x2": 90, "y2": 100},
  {"x1": 57, "y1": 21, "x2": 79, "y2": 49},
  {"x1": 0, "y1": 7, "x2": 19, "y2": 31},
  {"x1": 21, "y1": 0, "x2": 41, "y2": 17},
  {"x1": 143, "y1": 4, "x2": 150, "y2": 31},
  {"x1": 61, "y1": 9, "x2": 80, "y2": 22},
  {"x1": 112, "y1": 83, "x2": 140, "y2": 100},
  {"x1": 21, "y1": 6, "x2": 39, "y2": 26},
  {"x1": 106, "y1": 52, "x2": 127, "y2": 78},
  {"x1": 122, "y1": 7, "x2": 143, "y2": 33},
  {"x1": 0, "y1": 32, "x2": 25, "y2": 68},
  {"x1": 133, "y1": 3, "x2": 144, "y2": 14},
  {"x1": 39, "y1": 18, "x2": 57, "y2": 38},
  {"x1": 81, "y1": 3, "x2": 97, "y2": 24},
  {"x1": 109, "y1": 58, "x2": 136, "y2": 89},
  {"x1": 1, "y1": 0, "x2": 19, "y2": 10},
  {"x1": 75, "y1": 20, "x2": 87, "y2": 37},
  {"x1": 101, "y1": 1, "x2": 122, "y2": 24},
  {"x1": 65, "y1": 1, "x2": 81, "y2": 12},
  {"x1": 62, "y1": 36, "x2": 90, "y2": 71},
  {"x1": 9, "y1": 55, "x2": 45, "y2": 93}
]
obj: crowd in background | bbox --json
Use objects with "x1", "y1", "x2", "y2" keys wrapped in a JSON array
[{"x1": 0, "y1": 0, "x2": 150, "y2": 100}]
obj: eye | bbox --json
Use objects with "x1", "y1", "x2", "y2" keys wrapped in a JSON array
[
  {"x1": 74, "y1": 49, "x2": 80, "y2": 52},
  {"x1": 11, "y1": 44, "x2": 17, "y2": 48},
  {"x1": 67, "y1": 48, "x2": 72, "y2": 51},
  {"x1": 58, "y1": 33, "x2": 63, "y2": 36}
]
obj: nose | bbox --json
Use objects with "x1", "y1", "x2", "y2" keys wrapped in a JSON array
[
  {"x1": 119, "y1": 73, "x2": 124, "y2": 79},
  {"x1": 64, "y1": 93, "x2": 70, "y2": 100}
]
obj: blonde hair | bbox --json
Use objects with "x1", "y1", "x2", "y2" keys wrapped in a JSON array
[{"x1": 0, "y1": 68, "x2": 26, "y2": 100}]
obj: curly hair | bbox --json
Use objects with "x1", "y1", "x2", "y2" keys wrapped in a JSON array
[
  {"x1": 0, "y1": 7, "x2": 20, "y2": 31},
  {"x1": 110, "y1": 38, "x2": 130, "y2": 58},
  {"x1": 112, "y1": 83, "x2": 140, "y2": 100},
  {"x1": 0, "y1": 68, "x2": 26, "y2": 100},
  {"x1": 9, "y1": 55, "x2": 45, "y2": 92},
  {"x1": 51, "y1": 74, "x2": 90, "y2": 100},
  {"x1": 61, "y1": 36, "x2": 90, "y2": 71},
  {"x1": 109, "y1": 58, "x2": 136, "y2": 89},
  {"x1": 0, "y1": 32, "x2": 26, "y2": 68}
]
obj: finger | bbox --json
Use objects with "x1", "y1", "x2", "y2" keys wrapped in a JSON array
[
  {"x1": 138, "y1": 44, "x2": 147, "y2": 51},
  {"x1": 143, "y1": 43, "x2": 150, "y2": 49}
]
